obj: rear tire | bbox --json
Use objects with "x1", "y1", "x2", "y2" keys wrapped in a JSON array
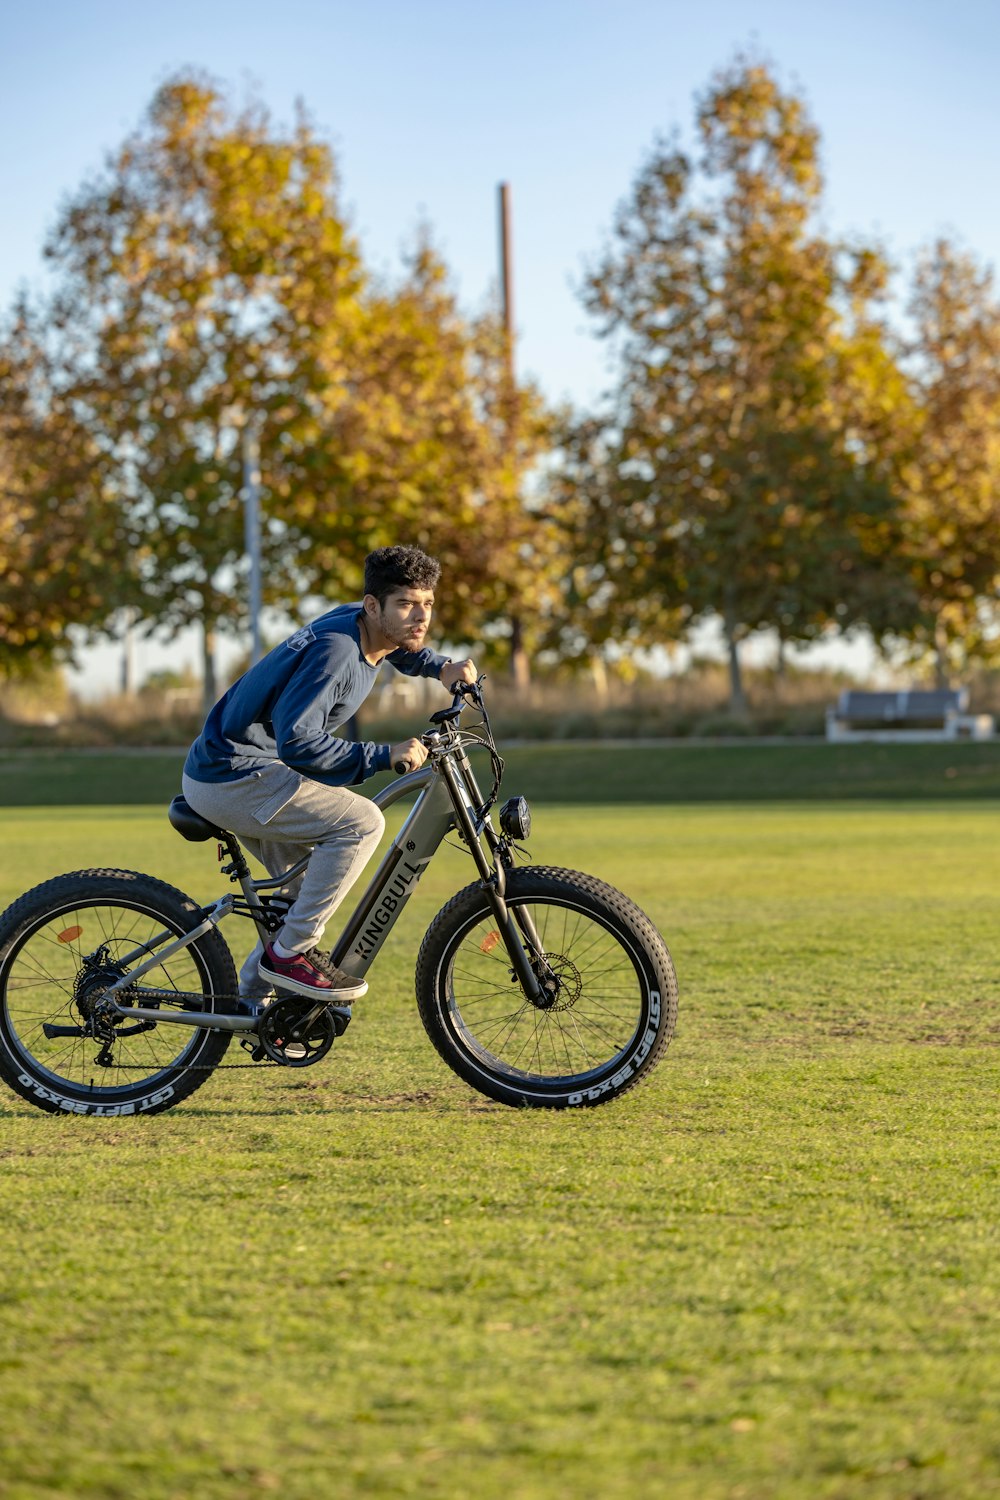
[
  {"x1": 415, "y1": 866, "x2": 677, "y2": 1108},
  {"x1": 0, "y1": 870, "x2": 236, "y2": 1117}
]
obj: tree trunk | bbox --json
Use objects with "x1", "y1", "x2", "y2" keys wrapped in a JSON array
[
  {"x1": 119, "y1": 609, "x2": 136, "y2": 697},
  {"x1": 774, "y1": 634, "x2": 788, "y2": 677},
  {"x1": 723, "y1": 611, "x2": 748, "y2": 717},
  {"x1": 589, "y1": 653, "x2": 609, "y2": 705},
  {"x1": 202, "y1": 620, "x2": 218, "y2": 716},
  {"x1": 510, "y1": 613, "x2": 531, "y2": 690},
  {"x1": 933, "y1": 620, "x2": 951, "y2": 690}
]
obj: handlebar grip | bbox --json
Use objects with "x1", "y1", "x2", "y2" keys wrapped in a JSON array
[{"x1": 393, "y1": 760, "x2": 410, "y2": 775}]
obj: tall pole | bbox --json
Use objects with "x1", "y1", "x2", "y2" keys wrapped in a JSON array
[
  {"x1": 498, "y1": 182, "x2": 530, "y2": 689},
  {"x1": 498, "y1": 182, "x2": 515, "y2": 386},
  {"x1": 242, "y1": 421, "x2": 263, "y2": 667}
]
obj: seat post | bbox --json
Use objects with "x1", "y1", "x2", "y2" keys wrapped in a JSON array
[{"x1": 218, "y1": 832, "x2": 253, "y2": 884}]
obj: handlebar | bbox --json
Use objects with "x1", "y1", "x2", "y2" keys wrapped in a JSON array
[
  {"x1": 389, "y1": 674, "x2": 504, "y2": 819},
  {"x1": 392, "y1": 678, "x2": 484, "y2": 774}
]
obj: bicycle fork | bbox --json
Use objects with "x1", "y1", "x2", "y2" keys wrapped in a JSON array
[{"x1": 437, "y1": 756, "x2": 547, "y2": 1005}]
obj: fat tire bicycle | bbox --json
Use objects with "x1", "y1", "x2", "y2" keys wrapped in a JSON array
[{"x1": 0, "y1": 682, "x2": 678, "y2": 1117}]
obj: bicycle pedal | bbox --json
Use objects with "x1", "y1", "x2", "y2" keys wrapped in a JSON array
[{"x1": 240, "y1": 1037, "x2": 268, "y2": 1061}]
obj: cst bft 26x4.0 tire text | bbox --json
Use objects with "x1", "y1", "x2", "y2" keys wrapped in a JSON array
[
  {"x1": 415, "y1": 865, "x2": 677, "y2": 1109},
  {"x1": 0, "y1": 869, "x2": 237, "y2": 1117}
]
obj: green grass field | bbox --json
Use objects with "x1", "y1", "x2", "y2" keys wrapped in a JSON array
[{"x1": 1, "y1": 747, "x2": 999, "y2": 1498}]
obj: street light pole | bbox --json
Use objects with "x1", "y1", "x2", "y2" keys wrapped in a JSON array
[
  {"x1": 497, "y1": 181, "x2": 530, "y2": 689},
  {"x1": 498, "y1": 181, "x2": 515, "y2": 385},
  {"x1": 241, "y1": 420, "x2": 263, "y2": 666}
]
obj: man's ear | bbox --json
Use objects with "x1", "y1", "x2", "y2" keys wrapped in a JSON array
[{"x1": 361, "y1": 594, "x2": 379, "y2": 619}]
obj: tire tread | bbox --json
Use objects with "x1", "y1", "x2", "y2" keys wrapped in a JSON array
[
  {"x1": 0, "y1": 869, "x2": 236, "y2": 1117},
  {"x1": 415, "y1": 865, "x2": 677, "y2": 1108}
]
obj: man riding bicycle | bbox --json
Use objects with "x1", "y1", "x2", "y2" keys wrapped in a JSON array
[{"x1": 181, "y1": 545, "x2": 476, "y2": 1010}]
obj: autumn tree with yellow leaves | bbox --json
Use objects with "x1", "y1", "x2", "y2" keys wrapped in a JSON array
[
  {"x1": 0, "y1": 315, "x2": 116, "y2": 673},
  {"x1": 6, "y1": 60, "x2": 999, "y2": 702},
  {"x1": 560, "y1": 58, "x2": 919, "y2": 710},
  {"x1": 899, "y1": 239, "x2": 1000, "y2": 683},
  {"x1": 2, "y1": 74, "x2": 550, "y2": 697}
]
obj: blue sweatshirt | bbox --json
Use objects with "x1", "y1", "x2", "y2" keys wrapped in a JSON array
[{"x1": 184, "y1": 603, "x2": 450, "y2": 787}]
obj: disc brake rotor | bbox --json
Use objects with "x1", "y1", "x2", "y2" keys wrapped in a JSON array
[{"x1": 532, "y1": 953, "x2": 583, "y2": 1012}]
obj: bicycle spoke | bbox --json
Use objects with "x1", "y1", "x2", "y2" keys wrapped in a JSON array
[
  {"x1": 2, "y1": 899, "x2": 214, "y2": 1092},
  {"x1": 443, "y1": 893, "x2": 645, "y2": 1084}
]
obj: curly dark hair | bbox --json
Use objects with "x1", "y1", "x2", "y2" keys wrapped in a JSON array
[{"x1": 363, "y1": 546, "x2": 441, "y2": 606}]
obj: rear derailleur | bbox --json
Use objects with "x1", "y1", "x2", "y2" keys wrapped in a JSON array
[
  {"x1": 248, "y1": 996, "x2": 352, "y2": 1068},
  {"x1": 70, "y1": 945, "x2": 156, "y2": 1067}
]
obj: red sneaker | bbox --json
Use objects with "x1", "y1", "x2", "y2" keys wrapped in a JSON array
[{"x1": 258, "y1": 944, "x2": 368, "y2": 1001}]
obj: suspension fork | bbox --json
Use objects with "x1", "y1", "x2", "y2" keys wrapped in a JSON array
[
  {"x1": 437, "y1": 756, "x2": 543, "y2": 1002},
  {"x1": 511, "y1": 891, "x2": 546, "y2": 959},
  {"x1": 477, "y1": 816, "x2": 547, "y2": 958}
]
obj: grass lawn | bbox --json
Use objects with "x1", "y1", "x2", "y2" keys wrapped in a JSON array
[{"x1": 0, "y1": 748, "x2": 999, "y2": 1497}]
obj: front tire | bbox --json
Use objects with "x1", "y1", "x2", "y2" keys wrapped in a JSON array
[
  {"x1": 415, "y1": 866, "x2": 678, "y2": 1108},
  {"x1": 0, "y1": 870, "x2": 237, "y2": 1117}
]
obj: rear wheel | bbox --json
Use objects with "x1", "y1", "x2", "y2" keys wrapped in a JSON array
[
  {"x1": 0, "y1": 870, "x2": 237, "y2": 1117},
  {"x1": 416, "y1": 866, "x2": 677, "y2": 1108}
]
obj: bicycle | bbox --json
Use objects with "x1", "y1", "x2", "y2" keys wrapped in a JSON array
[{"x1": 0, "y1": 681, "x2": 678, "y2": 1117}]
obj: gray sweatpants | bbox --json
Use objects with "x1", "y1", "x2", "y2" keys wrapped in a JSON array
[{"x1": 182, "y1": 763, "x2": 385, "y2": 999}]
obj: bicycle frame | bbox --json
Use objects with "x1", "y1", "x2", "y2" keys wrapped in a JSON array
[
  {"x1": 333, "y1": 759, "x2": 466, "y2": 975},
  {"x1": 99, "y1": 722, "x2": 543, "y2": 1033}
]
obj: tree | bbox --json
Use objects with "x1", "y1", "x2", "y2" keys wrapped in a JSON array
[
  {"x1": 0, "y1": 311, "x2": 114, "y2": 675},
  {"x1": 567, "y1": 58, "x2": 915, "y2": 709},
  {"x1": 34, "y1": 74, "x2": 371, "y2": 706},
  {"x1": 900, "y1": 239, "x2": 1000, "y2": 683},
  {"x1": 21, "y1": 74, "x2": 556, "y2": 702},
  {"x1": 278, "y1": 235, "x2": 555, "y2": 659}
]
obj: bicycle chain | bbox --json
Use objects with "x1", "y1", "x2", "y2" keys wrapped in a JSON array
[
  {"x1": 94, "y1": 1060, "x2": 280, "y2": 1070},
  {"x1": 97, "y1": 995, "x2": 312, "y2": 1069}
]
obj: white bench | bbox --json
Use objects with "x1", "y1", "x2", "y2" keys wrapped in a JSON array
[{"x1": 825, "y1": 688, "x2": 994, "y2": 743}]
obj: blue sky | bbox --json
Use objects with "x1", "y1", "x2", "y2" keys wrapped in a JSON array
[
  {"x1": 4, "y1": 0, "x2": 998, "y2": 689},
  {"x1": 5, "y1": 0, "x2": 1000, "y2": 411}
]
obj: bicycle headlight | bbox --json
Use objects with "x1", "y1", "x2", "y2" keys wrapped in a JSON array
[{"x1": 499, "y1": 795, "x2": 531, "y2": 841}]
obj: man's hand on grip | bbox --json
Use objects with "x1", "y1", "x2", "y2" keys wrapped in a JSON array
[{"x1": 391, "y1": 737, "x2": 429, "y2": 774}]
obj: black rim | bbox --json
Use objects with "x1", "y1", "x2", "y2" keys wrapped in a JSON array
[
  {"x1": 1, "y1": 898, "x2": 215, "y2": 1095},
  {"x1": 440, "y1": 895, "x2": 649, "y2": 1090}
]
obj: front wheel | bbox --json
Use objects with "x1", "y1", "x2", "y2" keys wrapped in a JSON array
[
  {"x1": 415, "y1": 866, "x2": 678, "y2": 1108},
  {"x1": 0, "y1": 870, "x2": 237, "y2": 1117}
]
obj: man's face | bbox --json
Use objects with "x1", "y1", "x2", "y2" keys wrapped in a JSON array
[{"x1": 371, "y1": 587, "x2": 435, "y2": 651}]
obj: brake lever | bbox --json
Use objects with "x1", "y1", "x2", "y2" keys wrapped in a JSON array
[
  {"x1": 454, "y1": 675, "x2": 485, "y2": 710},
  {"x1": 395, "y1": 729, "x2": 438, "y2": 775}
]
